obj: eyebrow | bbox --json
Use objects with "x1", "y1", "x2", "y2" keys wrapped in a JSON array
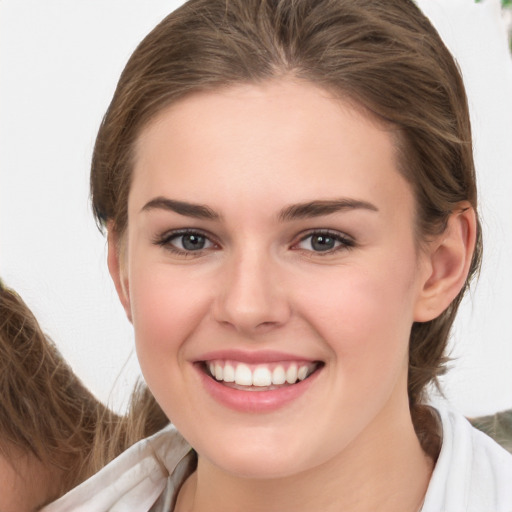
[
  {"x1": 141, "y1": 197, "x2": 220, "y2": 220},
  {"x1": 278, "y1": 199, "x2": 378, "y2": 221},
  {"x1": 141, "y1": 196, "x2": 378, "y2": 222}
]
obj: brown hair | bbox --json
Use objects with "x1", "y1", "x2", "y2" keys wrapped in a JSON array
[
  {"x1": 0, "y1": 280, "x2": 168, "y2": 502},
  {"x1": 90, "y1": 0, "x2": 482, "y2": 453}
]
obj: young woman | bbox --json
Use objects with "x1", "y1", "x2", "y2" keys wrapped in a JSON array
[{"x1": 42, "y1": 0, "x2": 512, "y2": 510}]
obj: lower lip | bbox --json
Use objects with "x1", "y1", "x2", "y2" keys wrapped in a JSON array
[{"x1": 195, "y1": 363, "x2": 322, "y2": 413}]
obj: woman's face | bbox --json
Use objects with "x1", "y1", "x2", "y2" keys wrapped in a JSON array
[{"x1": 114, "y1": 80, "x2": 433, "y2": 478}]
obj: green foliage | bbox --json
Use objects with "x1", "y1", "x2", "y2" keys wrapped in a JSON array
[{"x1": 475, "y1": 0, "x2": 511, "y2": 5}]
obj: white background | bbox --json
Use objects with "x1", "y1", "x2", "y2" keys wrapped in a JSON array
[{"x1": 1, "y1": 0, "x2": 511, "y2": 417}]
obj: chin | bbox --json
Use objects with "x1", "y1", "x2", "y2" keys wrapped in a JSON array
[
  {"x1": 194, "y1": 428, "x2": 326, "y2": 481},
  {"x1": 212, "y1": 451, "x2": 307, "y2": 480}
]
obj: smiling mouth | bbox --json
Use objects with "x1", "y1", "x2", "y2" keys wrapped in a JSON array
[{"x1": 201, "y1": 359, "x2": 323, "y2": 391}]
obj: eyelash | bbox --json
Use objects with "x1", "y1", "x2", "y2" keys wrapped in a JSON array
[
  {"x1": 294, "y1": 229, "x2": 355, "y2": 255},
  {"x1": 153, "y1": 228, "x2": 355, "y2": 257},
  {"x1": 153, "y1": 229, "x2": 218, "y2": 257}
]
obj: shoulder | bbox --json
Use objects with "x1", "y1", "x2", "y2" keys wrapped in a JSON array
[
  {"x1": 422, "y1": 406, "x2": 512, "y2": 512},
  {"x1": 41, "y1": 424, "x2": 192, "y2": 512}
]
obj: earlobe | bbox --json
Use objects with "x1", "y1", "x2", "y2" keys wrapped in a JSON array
[
  {"x1": 107, "y1": 224, "x2": 133, "y2": 323},
  {"x1": 414, "y1": 204, "x2": 477, "y2": 322}
]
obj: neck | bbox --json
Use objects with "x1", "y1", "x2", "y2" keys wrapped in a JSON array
[{"x1": 176, "y1": 398, "x2": 433, "y2": 512}]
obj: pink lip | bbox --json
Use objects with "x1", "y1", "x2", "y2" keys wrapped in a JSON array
[
  {"x1": 194, "y1": 349, "x2": 316, "y2": 364},
  {"x1": 193, "y1": 359, "x2": 322, "y2": 413}
]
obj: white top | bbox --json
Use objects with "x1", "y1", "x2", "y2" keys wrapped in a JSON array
[
  {"x1": 422, "y1": 407, "x2": 512, "y2": 512},
  {"x1": 42, "y1": 406, "x2": 512, "y2": 512},
  {"x1": 41, "y1": 424, "x2": 195, "y2": 512}
]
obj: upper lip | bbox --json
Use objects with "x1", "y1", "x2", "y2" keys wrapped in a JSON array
[{"x1": 193, "y1": 349, "x2": 319, "y2": 364}]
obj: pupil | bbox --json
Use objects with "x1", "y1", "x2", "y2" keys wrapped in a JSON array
[
  {"x1": 312, "y1": 235, "x2": 335, "y2": 251},
  {"x1": 182, "y1": 234, "x2": 205, "y2": 250}
]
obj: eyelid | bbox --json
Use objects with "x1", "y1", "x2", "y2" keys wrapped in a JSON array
[
  {"x1": 152, "y1": 228, "x2": 220, "y2": 256},
  {"x1": 152, "y1": 227, "x2": 354, "y2": 257},
  {"x1": 292, "y1": 229, "x2": 355, "y2": 253}
]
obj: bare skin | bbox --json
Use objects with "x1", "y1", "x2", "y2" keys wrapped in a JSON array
[{"x1": 0, "y1": 448, "x2": 63, "y2": 512}]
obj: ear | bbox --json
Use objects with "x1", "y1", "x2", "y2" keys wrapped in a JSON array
[
  {"x1": 107, "y1": 224, "x2": 133, "y2": 323},
  {"x1": 414, "y1": 203, "x2": 477, "y2": 322}
]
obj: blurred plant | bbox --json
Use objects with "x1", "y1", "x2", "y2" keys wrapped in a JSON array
[
  {"x1": 475, "y1": 0, "x2": 511, "y2": 6},
  {"x1": 504, "y1": 3, "x2": 512, "y2": 51}
]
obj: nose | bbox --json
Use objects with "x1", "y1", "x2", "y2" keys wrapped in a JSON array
[{"x1": 212, "y1": 249, "x2": 291, "y2": 335}]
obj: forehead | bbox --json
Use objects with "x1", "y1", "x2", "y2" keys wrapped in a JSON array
[{"x1": 130, "y1": 79, "x2": 411, "y2": 218}]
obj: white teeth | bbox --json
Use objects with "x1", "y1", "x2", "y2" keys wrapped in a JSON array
[
  {"x1": 252, "y1": 366, "x2": 272, "y2": 387},
  {"x1": 223, "y1": 363, "x2": 235, "y2": 382},
  {"x1": 207, "y1": 360, "x2": 317, "y2": 387},
  {"x1": 297, "y1": 365, "x2": 309, "y2": 381},
  {"x1": 286, "y1": 363, "x2": 298, "y2": 384},
  {"x1": 234, "y1": 363, "x2": 253, "y2": 386},
  {"x1": 272, "y1": 365, "x2": 286, "y2": 385},
  {"x1": 214, "y1": 362, "x2": 223, "y2": 380}
]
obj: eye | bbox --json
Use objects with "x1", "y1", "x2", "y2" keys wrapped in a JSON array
[
  {"x1": 295, "y1": 230, "x2": 354, "y2": 253},
  {"x1": 154, "y1": 229, "x2": 216, "y2": 255},
  {"x1": 174, "y1": 232, "x2": 211, "y2": 251}
]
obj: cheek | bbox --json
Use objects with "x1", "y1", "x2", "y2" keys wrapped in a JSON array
[
  {"x1": 295, "y1": 253, "x2": 419, "y2": 371},
  {"x1": 128, "y1": 262, "x2": 211, "y2": 370}
]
